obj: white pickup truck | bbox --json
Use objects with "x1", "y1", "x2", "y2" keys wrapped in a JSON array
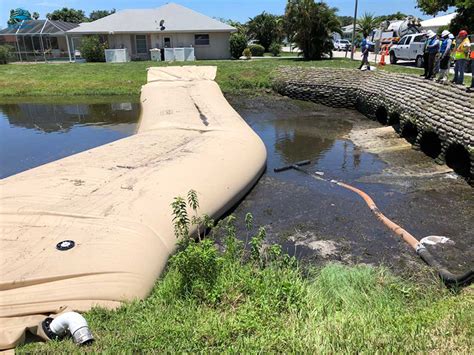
[{"x1": 389, "y1": 33, "x2": 428, "y2": 67}]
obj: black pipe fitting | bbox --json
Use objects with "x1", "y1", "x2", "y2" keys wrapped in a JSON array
[{"x1": 417, "y1": 246, "x2": 474, "y2": 288}]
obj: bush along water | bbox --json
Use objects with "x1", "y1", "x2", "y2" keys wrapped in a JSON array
[
  {"x1": 19, "y1": 190, "x2": 473, "y2": 353},
  {"x1": 169, "y1": 190, "x2": 301, "y2": 305}
]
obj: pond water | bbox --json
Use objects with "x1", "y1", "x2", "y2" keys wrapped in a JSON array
[
  {"x1": 229, "y1": 96, "x2": 473, "y2": 276},
  {"x1": 0, "y1": 98, "x2": 140, "y2": 178}
]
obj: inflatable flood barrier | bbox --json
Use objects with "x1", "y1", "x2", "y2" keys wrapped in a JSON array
[{"x1": 0, "y1": 66, "x2": 267, "y2": 349}]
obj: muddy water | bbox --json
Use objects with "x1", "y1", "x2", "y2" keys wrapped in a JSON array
[
  {"x1": 0, "y1": 97, "x2": 140, "y2": 178},
  {"x1": 228, "y1": 95, "x2": 473, "y2": 276}
]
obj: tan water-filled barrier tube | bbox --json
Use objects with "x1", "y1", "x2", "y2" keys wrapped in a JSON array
[{"x1": 0, "y1": 66, "x2": 267, "y2": 349}]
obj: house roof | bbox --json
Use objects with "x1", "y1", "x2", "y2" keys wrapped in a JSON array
[
  {"x1": 67, "y1": 3, "x2": 236, "y2": 34},
  {"x1": 421, "y1": 13, "x2": 456, "y2": 29},
  {"x1": 0, "y1": 19, "x2": 78, "y2": 36}
]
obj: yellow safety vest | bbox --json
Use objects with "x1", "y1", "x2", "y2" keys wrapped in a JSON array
[{"x1": 454, "y1": 38, "x2": 470, "y2": 59}]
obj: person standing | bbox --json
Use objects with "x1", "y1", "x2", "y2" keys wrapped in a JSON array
[
  {"x1": 436, "y1": 30, "x2": 453, "y2": 83},
  {"x1": 452, "y1": 30, "x2": 470, "y2": 85},
  {"x1": 358, "y1": 37, "x2": 370, "y2": 71},
  {"x1": 421, "y1": 31, "x2": 432, "y2": 77},
  {"x1": 425, "y1": 32, "x2": 440, "y2": 79},
  {"x1": 468, "y1": 40, "x2": 474, "y2": 93}
]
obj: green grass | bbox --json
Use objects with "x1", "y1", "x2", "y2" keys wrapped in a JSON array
[
  {"x1": 19, "y1": 263, "x2": 473, "y2": 353},
  {"x1": 18, "y1": 210, "x2": 473, "y2": 353},
  {"x1": 0, "y1": 58, "x2": 442, "y2": 98}
]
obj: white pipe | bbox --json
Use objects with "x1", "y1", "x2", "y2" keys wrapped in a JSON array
[{"x1": 49, "y1": 312, "x2": 94, "y2": 345}]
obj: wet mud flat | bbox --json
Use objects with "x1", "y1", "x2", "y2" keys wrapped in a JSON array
[{"x1": 227, "y1": 94, "x2": 473, "y2": 277}]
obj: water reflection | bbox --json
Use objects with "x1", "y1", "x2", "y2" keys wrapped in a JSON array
[
  {"x1": 0, "y1": 101, "x2": 139, "y2": 133},
  {"x1": 246, "y1": 112, "x2": 384, "y2": 181},
  {"x1": 0, "y1": 99, "x2": 140, "y2": 178}
]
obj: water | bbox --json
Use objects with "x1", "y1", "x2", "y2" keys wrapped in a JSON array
[
  {"x1": 0, "y1": 98, "x2": 140, "y2": 178},
  {"x1": 229, "y1": 96, "x2": 473, "y2": 275}
]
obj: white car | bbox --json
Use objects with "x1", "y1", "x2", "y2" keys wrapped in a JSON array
[
  {"x1": 389, "y1": 33, "x2": 427, "y2": 67},
  {"x1": 333, "y1": 39, "x2": 352, "y2": 51}
]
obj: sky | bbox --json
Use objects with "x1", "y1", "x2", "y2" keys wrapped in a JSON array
[{"x1": 0, "y1": 0, "x2": 450, "y2": 29}]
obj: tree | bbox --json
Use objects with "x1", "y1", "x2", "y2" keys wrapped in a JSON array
[
  {"x1": 338, "y1": 16, "x2": 354, "y2": 27},
  {"x1": 46, "y1": 8, "x2": 87, "y2": 23},
  {"x1": 247, "y1": 12, "x2": 283, "y2": 51},
  {"x1": 285, "y1": 0, "x2": 341, "y2": 60},
  {"x1": 8, "y1": 8, "x2": 31, "y2": 25},
  {"x1": 416, "y1": 0, "x2": 473, "y2": 33},
  {"x1": 376, "y1": 12, "x2": 408, "y2": 22},
  {"x1": 357, "y1": 12, "x2": 379, "y2": 37},
  {"x1": 89, "y1": 9, "x2": 116, "y2": 21},
  {"x1": 32, "y1": 12, "x2": 40, "y2": 20},
  {"x1": 216, "y1": 18, "x2": 248, "y2": 36}
]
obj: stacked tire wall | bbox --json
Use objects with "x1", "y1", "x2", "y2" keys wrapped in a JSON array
[{"x1": 273, "y1": 67, "x2": 474, "y2": 183}]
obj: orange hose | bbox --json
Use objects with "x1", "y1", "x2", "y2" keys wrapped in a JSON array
[{"x1": 337, "y1": 182, "x2": 420, "y2": 250}]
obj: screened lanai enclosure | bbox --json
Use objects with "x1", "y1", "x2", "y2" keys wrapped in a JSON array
[{"x1": 0, "y1": 20, "x2": 78, "y2": 62}]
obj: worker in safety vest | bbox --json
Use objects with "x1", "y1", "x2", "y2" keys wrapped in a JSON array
[
  {"x1": 451, "y1": 30, "x2": 470, "y2": 85},
  {"x1": 468, "y1": 40, "x2": 474, "y2": 93},
  {"x1": 425, "y1": 32, "x2": 440, "y2": 79},
  {"x1": 421, "y1": 31, "x2": 434, "y2": 77},
  {"x1": 436, "y1": 30, "x2": 453, "y2": 83},
  {"x1": 358, "y1": 37, "x2": 371, "y2": 71}
]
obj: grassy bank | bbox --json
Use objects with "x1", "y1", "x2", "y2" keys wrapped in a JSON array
[
  {"x1": 0, "y1": 58, "x2": 426, "y2": 98},
  {"x1": 20, "y1": 208, "x2": 473, "y2": 353}
]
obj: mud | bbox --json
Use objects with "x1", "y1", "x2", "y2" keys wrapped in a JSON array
[{"x1": 227, "y1": 94, "x2": 473, "y2": 277}]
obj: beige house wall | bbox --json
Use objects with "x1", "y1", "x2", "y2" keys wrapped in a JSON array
[{"x1": 103, "y1": 32, "x2": 231, "y2": 60}]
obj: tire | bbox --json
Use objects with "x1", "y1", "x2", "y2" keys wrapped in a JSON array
[
  {"x1": 415, "y1": 55, "x2": 424, "y2": 68},
  {"x1": 390, "y1": 52, "x2": 397, "y2": 64}
]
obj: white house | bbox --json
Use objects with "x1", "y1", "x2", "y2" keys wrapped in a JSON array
[
  {"x1": 421, "y1": 13, "x2": 457, "y2": 33},
  {"x1": 67, "y1": 3, "x2": 236, "y2": 60}
]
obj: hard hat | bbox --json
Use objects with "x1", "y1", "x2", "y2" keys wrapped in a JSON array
[
  {"x1": 427, "y1": 30, "x2": 436, "y2": 38},
  {"x1": 441, "y1": 30, "x2": 450, "y2": 37},
  {"x1": 449, "y1": 33, "x2": 455, "y2": 39},
  {"x1": 458, "y1": 30, "x2": 468, "y2": 37}
]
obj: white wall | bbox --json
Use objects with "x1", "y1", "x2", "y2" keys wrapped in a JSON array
[{"x1": 106, "y1": 32, "x2": 231, "y2": 60}]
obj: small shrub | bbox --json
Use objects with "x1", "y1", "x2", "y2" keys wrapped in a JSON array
[
  {"x1": 249, "y1": 44, "x2": 265, "y2": 57},
  {"x1": 0, "y1": 45, "x2": 14, "y2": 64},
  {"x1": 170, "y1": 239, "x2": 223, "y2": 302},
  {"x1": 242, "y1": 47, "x2": 252, "y2": 59},
  {"x1": 80, "y1": 35, "x2": 107, "y2": 62},
  {"x1": 230, "y1": 33, "x2": 248, "y2": 59},
  {"x1": 269, "y1": 42, "x2": 282, "y2": 57}
]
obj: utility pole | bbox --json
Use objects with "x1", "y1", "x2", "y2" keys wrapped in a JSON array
[{"x1": 350, "y1": 0, "x2": 358, "y2": 60}]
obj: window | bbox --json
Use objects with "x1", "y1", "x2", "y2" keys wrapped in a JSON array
[
  {"x1": 164, "y1": 37, "x2": 171, "y2": 48},
  {"x1": 405, "y1": 37, "x2": 413, "y2": 45},
  {"x1": 398, "y1": 37, "x2": 407, "y2": 45},
  {"x1": 195, "y1": 34, "x2": 210, "y2": 46},
  {"x1": 135, "y1": 35, "x2": 147, "y2": 54},
  {"x1": 413, "y1": 35, "x2": 426, "y2": 43}
]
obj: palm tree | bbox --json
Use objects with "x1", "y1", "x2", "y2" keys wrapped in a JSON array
[
  {"x1": 247, "y1": 12, "x2": 284, "y2": 51},
  {"x1": 285, "y1": 0, "x2": 341, "y2": 60},
  {"x1": 357, "y1": 12, "x2": 379, "y2": 38}
]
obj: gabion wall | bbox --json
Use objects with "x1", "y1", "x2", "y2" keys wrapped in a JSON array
[{"x1": 273, "y1": 67, "x2": 474, "y2": 182}]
